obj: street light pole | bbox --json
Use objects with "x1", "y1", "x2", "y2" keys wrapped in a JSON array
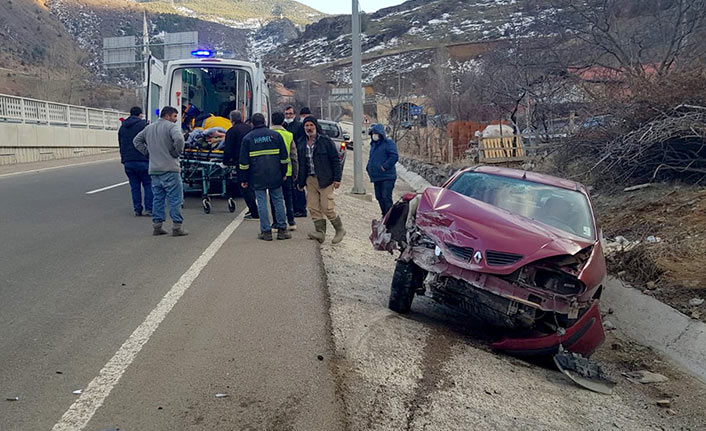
[{"x1": 351, "y1": 0, "x2": 366, "y2": 194}]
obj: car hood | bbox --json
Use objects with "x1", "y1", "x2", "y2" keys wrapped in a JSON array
[{"x1": 415, "y1": 187, "x2": 596, "y2": 274}]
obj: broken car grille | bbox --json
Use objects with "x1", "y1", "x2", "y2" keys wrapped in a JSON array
[
  {"x1": 445, "y1": 243, "x2": 475, "y2": 262},
  {"x1": 486, "y1": 250, "x2": 524, "y2": 266}
]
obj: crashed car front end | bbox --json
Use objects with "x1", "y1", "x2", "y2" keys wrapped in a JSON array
[{"x1": 371, "y1": 171, "x2": 607, "y2": 357}]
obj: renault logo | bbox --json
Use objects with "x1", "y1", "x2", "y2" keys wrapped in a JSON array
[{"x1": 473, "y1": 251, "x2": 483, "y2": 264}]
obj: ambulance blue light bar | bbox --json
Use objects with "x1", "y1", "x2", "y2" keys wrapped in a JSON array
[{"x1": 191, "y1": 50, "x2": 213, "y2": 58}]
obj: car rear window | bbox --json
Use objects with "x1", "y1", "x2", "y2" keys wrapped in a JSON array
[
  {"x1": 447, "y1": 172, "x2": 596, "y2": 240},
  {"x1": 320, "y1": 122, "x2": 341, "y2": 139}
]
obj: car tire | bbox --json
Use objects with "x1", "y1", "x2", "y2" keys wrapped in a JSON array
[{"x1": 389, "y1": 260, "x2": 423, "y2": 314}]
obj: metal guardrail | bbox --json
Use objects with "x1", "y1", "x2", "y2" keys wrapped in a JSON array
[{"x1": 0, "y1": 94, "x2": 128, "y2": 130}]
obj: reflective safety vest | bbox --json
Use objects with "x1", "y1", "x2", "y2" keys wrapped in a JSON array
[{"x1": 274, "y1": 128, "x2": 294, "y2": 177}]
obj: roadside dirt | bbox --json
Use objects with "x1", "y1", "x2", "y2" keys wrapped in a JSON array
[
  {"x1": 593, "y1": 184, "x2": 706, "y2": 322},
  {"x1": 318, "y1": 157, "x2": 706, "y2": 430}
]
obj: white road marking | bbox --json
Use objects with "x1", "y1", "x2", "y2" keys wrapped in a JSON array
[
  {"x1": 85, "y1": 181, "x2": 129, "y2": 195},
  {"x1": 51, "y1": 213, "x2": 245, "y2": 431},
  {"x1": 0, "y1": 157, "x2": 119, "y2": 179}
]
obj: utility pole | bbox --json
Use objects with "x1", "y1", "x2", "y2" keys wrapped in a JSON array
[
  {"x1": 142, "y1": 11, "x2": 150, "y2": 115},
  {"x1": 397, "y1": 72, "x2": 402, "y2": 126},
  {"x1": 351, "y1": 0, "x2": 365, "y2": 194}
]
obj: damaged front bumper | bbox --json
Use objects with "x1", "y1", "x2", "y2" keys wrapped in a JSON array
[{"x1": 491, "y1": 300, "x2": 605, "y2": 357}]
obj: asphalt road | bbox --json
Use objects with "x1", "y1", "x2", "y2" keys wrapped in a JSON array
[{"x1": 0, "y1": 158, "x2": 344, "y2": 430}]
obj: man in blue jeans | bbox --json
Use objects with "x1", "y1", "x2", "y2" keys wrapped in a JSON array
[
  {"x1": 133, "y1": 106, "x2": 188, "y2": 237},
  {"x1": 118, "y1": 106, "x2": 151, "y2": 216},
  {"x1": 270, "y1": 112, "x2": 298, "y2": 231},
  {"x1": 366, "y1": 124, "x2": 399, "y2": 217},
  {"x1": 239, "y1": 113, "x2": 291, "y2": 241}
]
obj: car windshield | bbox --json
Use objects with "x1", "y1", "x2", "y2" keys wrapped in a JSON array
[{"x1": 447, "y1": 172, "x2": 595, "y2": 240}]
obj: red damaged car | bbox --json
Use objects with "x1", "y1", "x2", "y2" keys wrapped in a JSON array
[{"x1": 371, "y1": 166, "x2": 607, "y2": 357}]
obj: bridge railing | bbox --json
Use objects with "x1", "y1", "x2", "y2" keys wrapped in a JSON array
[{"x1": 0, "y1": 94, "x2": 128, "y2": 130}]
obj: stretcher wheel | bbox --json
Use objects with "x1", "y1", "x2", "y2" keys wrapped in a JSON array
[
  {"x1": 228, "y1": 198, "x2": 236, "y2": 213},
  {"x1": 202, "y1": 198, "x2": 211, "y2": 214}
]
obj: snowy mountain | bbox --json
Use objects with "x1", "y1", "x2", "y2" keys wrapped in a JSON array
[
  {"x1": 138, "y1": 0, "x2": 326, "y2": 28},
  {"x1": 265, "y1": 0, "x2": 553, "y2": 83}
]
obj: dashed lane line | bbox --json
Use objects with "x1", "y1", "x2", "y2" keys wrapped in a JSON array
[
  {"x1": 51, "y1": 212, "x2": 245, "y2": 431},
  {"x1": 85, "y1": 181, "x2": 129, "y2": 194}
]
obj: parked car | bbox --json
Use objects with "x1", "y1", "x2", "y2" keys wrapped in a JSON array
[
  {"x1": 319, "y1": 119, "x2": 347, "y2": 170},
  {"x1": 371, "y1": 166, "x2": 607, "y2": 357}
]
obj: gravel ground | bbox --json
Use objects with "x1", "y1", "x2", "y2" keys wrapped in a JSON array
[{"x1": 317, "y1": 149, "x2": 706, "y2": 430}]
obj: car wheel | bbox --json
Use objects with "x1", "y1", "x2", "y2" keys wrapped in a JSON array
[{"x1": 389, "y1": 260, "x2": 423, "y2": 314}]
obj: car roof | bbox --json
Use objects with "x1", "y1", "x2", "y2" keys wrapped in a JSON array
[{"x1": 461, "y1": 166, "x2": 588, "y2": 193}]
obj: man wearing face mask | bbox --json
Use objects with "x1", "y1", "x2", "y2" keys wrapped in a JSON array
[
  {"x1": 296, "y1": 116, "x2": 345, "y2": 244},
  {"x1": 283, "y1": 105, "x2": 299, "y2": 132},
  {"x1": 366, "y1": 123, "x2": 399, "y2": 217}
]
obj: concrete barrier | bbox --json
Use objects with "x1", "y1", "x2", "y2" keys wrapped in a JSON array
[
  {"x1": 0, "y1": 123, "x2": 118, "y2": 165},
  {"x1": 602, "y1": 278, "x2": 706, "y2": 384}
]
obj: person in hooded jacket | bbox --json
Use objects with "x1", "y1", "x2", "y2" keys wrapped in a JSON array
[
  {"x1": 296, "y1": 116, "x2": 345, "y2": 244},
  {"x1": 366, "y1": 123, "x2": 399, "y2": 217},
  {"x1": 118, "y1": 106, "x2": 151, "y2": 216}
]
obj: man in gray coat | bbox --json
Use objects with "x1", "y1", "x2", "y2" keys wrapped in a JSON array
[{"x1": 133, "y1": 106, "x2": 188, "y2": 236}]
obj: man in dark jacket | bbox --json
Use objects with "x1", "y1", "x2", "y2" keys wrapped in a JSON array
[
  {"x1": 118, "y1": 106, "x2": 151, "y2": 216},
  {"x1": 286, "y1": 106, "x2": 309, "y2": 217},
  {"x1": 239, "y1": 113, "x2": 291, "y2": 241},
  {"x1": 296, "y1": 116, "x2": 345, "y2": 244},
  {"x1": 223, "y1": 110, "x2": 258, "y2": 220},
  {"x1": 366, "y1": 123, "x2": 399, "y2": 216}
]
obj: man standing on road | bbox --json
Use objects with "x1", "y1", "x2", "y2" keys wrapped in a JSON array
[
  {"x1": 239, "y1": 113, "x2": 291, "y2": 241},
  {"x1": 223, "y1": 110, "x2": 259, "y2": 220},
  {"x1": 118, "y1": 106, "x2": 151, "y2": 217},
  {"x1": 366, "y1": 123, "x2": 399, "y2": 217},
  {"x1": 286, "y1": 106, "x2": 309, "y2": 218},
  {"x1": 270, "y1": 112, "x2": 298, "y2": 231},
  {"x1": 133, "y1": 106, "x2": 188, "y2": 237},
  {"x1": 296, "y1": 116, "x2": 346, "y2": 244}
]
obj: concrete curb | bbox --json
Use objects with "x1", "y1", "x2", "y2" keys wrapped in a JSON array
[
  {"x1": 603, "y1": 277, "x2": 706, "y2": 384},
  {"x1": 396, "y1": 162, "x2": 432, "y2": 192},
  {"x1": 397, "y1": 160, "x2": 706, "y2": 385}
]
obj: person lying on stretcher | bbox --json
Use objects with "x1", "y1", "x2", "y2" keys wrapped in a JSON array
[{"x1": 185, "y1": 127, "x2": 227, "y2": 150}]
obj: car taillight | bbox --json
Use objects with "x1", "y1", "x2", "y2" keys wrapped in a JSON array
[{"x1": 341, "y1": 142, "x2": 346, "y2": 151}]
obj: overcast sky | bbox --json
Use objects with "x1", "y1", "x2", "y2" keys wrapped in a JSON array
[{"x1": 297, "y1": 0, "x2": 407, "y2": 15}]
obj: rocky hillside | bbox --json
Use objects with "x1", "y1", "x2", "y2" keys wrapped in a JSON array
[
  {"x1": 265, "y1": 0, "x2": 553, "y2": 82},
  {"x1": 248, "y1": 18, "x2": 302, "y2": 61},
  {"x1": 140, "y1": 0, "x2": 325, "y2": 28},
  {"x1": 0, "y1": 0, "x2": 85, "y2": 81},
  {"x1": 49, "y1": 0, "x2": 254, "y2": 77},
  {"x1": 0, "y1": 0, "x2": 317, "y2": 105}
]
